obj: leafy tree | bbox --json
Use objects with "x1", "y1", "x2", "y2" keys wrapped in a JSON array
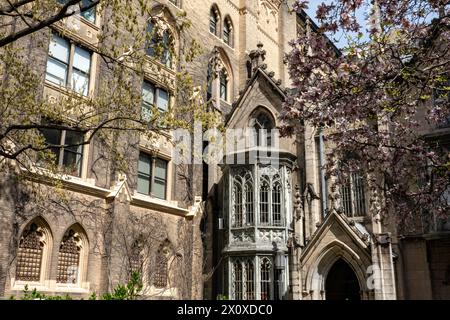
[
  {"x1": 0, "y1": 0, "x2": 215, "y2": 177},
  {"x1": 283, "y1": 1, "x2": 450, "y2": 230}
]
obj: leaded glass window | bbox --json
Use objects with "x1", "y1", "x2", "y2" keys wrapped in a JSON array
[
  {"x1": 233, "y1": 181, "x2": 243, "y2": 227},
  {"x1": 245, "y1": 180, "x2": 254, "y2": 225},
  {"x1": 233, "y1": 260, "x2": 243, "y2": 300},
  {"x1": 245, "y1": 260, "x2": 255, "y2": 300},
  {"x1": 340, "y1": 172, "x2": 367, "y2": 217},
  {"x1": 259, "y1": 179, "x2": 269, "y2": 225},
  {"x1": 56, "y1": 229, "x2": 82, "y2": 284},
  {"x1": 153, "y1": 244, "x2": 170, "y2": 288},
  {"x1": 260, "y1": 257, "x2": 272, "y2": 300},
  {"x1": 16, "y1": 223, "x2": 45, "y2": 282},
  {"x1": 272, "y1": 183, "x2": 282, "y2": 226}
]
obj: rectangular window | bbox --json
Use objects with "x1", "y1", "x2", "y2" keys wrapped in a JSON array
[
  {"x1": 137, "y1": 152, "x2": 168, "y2": 200},
  {"x1": 141, "y1": 81, "x2": 170, "y2": 121},
  {"x1": 46, "y1": 34, "x2": 92, "y2": 96},
  {"x1": 40, "y1": 127, "x2": 84, "y2": 177},
  {"x1": 340, "y1": 172, "x2": 367, "y2": 218}
]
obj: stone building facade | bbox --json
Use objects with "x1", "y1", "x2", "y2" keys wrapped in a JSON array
[{"x1": 0, "y1": 0, "x2": 449, "y2": 300}]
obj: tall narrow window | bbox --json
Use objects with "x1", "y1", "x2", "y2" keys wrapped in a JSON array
[
  {"x1": 129, "y1": 240, "x2": 144, "y2": 279},
  {"x1": 39, "y1": 127, "x2": 84, "y2": 177},
  {"x1": 56, "y1": 228, "x2": 83, "y2": 284},
  {"x1": 223, "y1": 18, "x2": 232, "y2": 46},
  {"x1": 233, "y1": 260, "x2": 243, "y2": 300},
  {"x1": 209, "y1": 8, "x2": 219, "y2": 35},
  {"x1": 259, "y1": 179, "x2": 269, "y2": 225},
  {"x1": 207, "y1": 64, "x2": 213, "y2": 101},
  {"x1": 260, "y1": 258, "x2": 272, "y2": 300},
  {"x1": 272, "y1": 183, "x2": 282, "y2": 226},
  {"x1": 245, "y1": 260, "x2": 255, "y2": 300},
  {"x1": 245, "y1": 180, "x2": 254, "y2": 225},
  {"x1": 137, "y1": 152, "x2": 168, "y2": 200},
  {"x1": 154, "y1": 243, "x2": 170, "y2": 288},
  {"x1": 233, "y1": 181, "x2": 243, "y2": 227},
  {"x1": 220, "y1": 70, "x2": 228, "y2": 101},
  {"x1": 46, "y1": 34, "x2": 91, "y2": 96},
  {"x1": 16, "y1": 222, "x2": 47, "y2": 282}
]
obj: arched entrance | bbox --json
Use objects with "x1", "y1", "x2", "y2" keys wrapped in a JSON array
[{"x1": 325, "y1": 259, "x2": 361, "y2": 300}]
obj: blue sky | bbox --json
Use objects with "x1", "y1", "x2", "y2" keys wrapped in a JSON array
[{"x1": 305, "y1": 0, "x2": 370, "y2": 48}]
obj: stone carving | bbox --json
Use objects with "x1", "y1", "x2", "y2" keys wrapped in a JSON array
[
  {"x1": 232, "y1": 229, "x2": 255, "y2": 243},
  {"x1": 209, "y1": 48, "x2": 224, "y2": 78}
]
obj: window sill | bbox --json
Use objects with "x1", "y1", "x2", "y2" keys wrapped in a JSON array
[
  {"x1": 132, "y1": 192, "x2": 189, "y2": 217},
  {"x1": 44, "y1": 80, "x2": 92, "y2": 101},
  {"x1": 11, "y1": 279, "x2": 90, "y2": 294},
  {"x1": 209, "y1": 33, "x2": 235, "y2": 51}
]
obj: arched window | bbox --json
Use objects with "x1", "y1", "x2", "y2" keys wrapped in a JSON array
[
  {"x1": 244, "y1": 180, "x2": 254, "y2": 225},
  {"x1": 208, "y1": 48, "x2": 233, "y2": 103},
  {"x1": 272, "y1": 182, "x2": 282, "y2": 226},
  {"x1": 129, "y1": 239, "x2": 144, "y2": 279},
  {"x1": 259, "y1": 177, "x2": 270, "y2": 225},
  {"x1": 233, "y1": 180, "x2": 243, "y2": 227},
  {"x1": 231, "y1": 258, "x2": 255, "y2": 300},
  {"x1": 15, "y1": 219, "x2": 51, "y2": 282},
  {"x1": 209, "y1": 7, "x2": 220, "y2": 36},
  {"x1": 245, "y1": 259, "x2": 255, "y2": 300},
  {"x1": 153, "y1": 242, "x2": 170, "y2": 288},
  {"x1": 56, "y1": 225, "x2": 88, "y2": 285},
  {"x1": 254, "y1": 111, "x2": 275, "y2": 147},
  {"x1": 232, "y1": 260, "x2": 243, "y2": 300},
  {"x1": 260, "y1": 257, "x2": 272, "y2": 300},
  {"x1": 223, "y1": 17, "x2": 233, "y2": 47},
  {"x1": 146, "y1": 20, "x2": 173, "y2": 68},
  {"x1": 220, "y1": 70, "x2": 228, "y2": 101}
]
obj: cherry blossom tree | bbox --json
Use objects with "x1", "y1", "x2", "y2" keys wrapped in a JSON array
[{"x1": 283, "y1": 0, "x2": 450, "y2": 231}]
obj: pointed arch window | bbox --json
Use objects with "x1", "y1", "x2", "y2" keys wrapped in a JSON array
[
  {"x1": 260, "y1": 257, "x2": 272, "y2": 300},
  {"x1": 254, "y1": 112, "x2": 275, "y2": 147},
  {"x1": 129, "y1": 239, "x2": 144, "y2": 279},
  {"x1": 16, "y1": 221, "x2": 50, "y2": 282},
  {"x1": 210, "y1": 7, "x2": 220, "y2": 36},
  {"x1": 232, "y1": 260, "x2": 243, "y2": 300},
  {"x1": 56, "y1": 227, "x2": 86, "y2": 284},
  {"x1": 231, "y1": 258, "x2": 255, "y2": 300},
  {"x1": 223, "y1": 17, "x2": 233, "y2": 47},
  {"x1": 153, "y1": 242, "x2": 170, "y2": 288}
]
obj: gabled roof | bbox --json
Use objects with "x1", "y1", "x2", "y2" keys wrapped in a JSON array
[
  {"x1": 301, "y1": 210, "x2": 371, "y2": 263},
  {"x1": 225, "y1": 66, "x2": 289, "y2": 127}
]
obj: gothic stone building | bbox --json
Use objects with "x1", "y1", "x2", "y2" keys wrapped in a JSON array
[{"x1": 0, "y1": 0, "x2": 449, "y2": 300}]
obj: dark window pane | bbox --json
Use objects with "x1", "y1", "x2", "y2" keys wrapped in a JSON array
[{"x1": 80, "y1": 0, "x2": 96, "y2": 23}]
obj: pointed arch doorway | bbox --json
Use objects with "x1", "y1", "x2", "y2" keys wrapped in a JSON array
[{"x1": 325, "y1": 259, "x2": 361, "y2": 301}]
